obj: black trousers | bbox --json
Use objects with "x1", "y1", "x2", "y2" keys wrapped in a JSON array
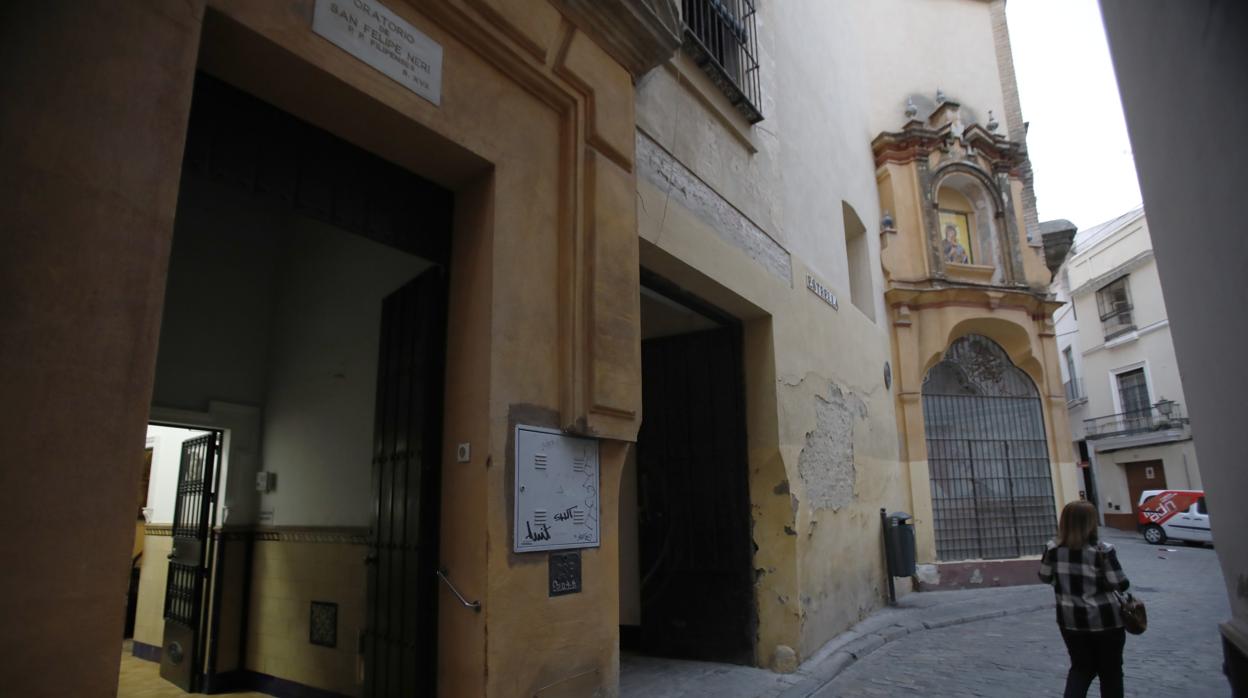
[{"x1": 1060, "y1": 627, "x2": 1126, "y2": 698}]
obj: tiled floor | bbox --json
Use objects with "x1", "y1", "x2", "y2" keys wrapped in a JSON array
[{"x1": 117, "y1": 641, "x2": 269, "y2": 697}]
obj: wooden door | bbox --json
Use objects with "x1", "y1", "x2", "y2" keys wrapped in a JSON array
[
  {"x1": 636, "y1": 326, "x2": 754, "y2": 664},
  {"x1": 1124, "y1": 460, "x2": 1167, "y2": 520},
  {"x1": 364, "y1": 268, "x2": 447, "y2": 697}
]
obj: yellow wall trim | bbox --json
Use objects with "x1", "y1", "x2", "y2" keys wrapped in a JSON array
[
  {"x1": 253, "y1": 526, "x2": 369, "y2": 545},
  {"x1": 144, "y1": 524, "x2": 369, "y2": 545}
]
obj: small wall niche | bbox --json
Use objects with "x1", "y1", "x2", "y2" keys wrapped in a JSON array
[{"x1": 842, "y1": 202, "x2": 876, "y2": 322}]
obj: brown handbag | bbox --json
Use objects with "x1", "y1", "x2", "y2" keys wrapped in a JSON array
[{"x1": 1118, "y1": 592, "x2": 1147, "y2": 635}]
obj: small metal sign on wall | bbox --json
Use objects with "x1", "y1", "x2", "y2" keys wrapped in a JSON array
[
  {"x1": 806, "y1": 273, "x2": 839, "y2": 310},
  {"x1": 514, "y1": 425, "x2": 600, "y2": 553},
  {"x1": 312, "y1": 0, "x2": 443, "y2": 106},
  {"x1": 548, "y1": 551, "x2": 582, "y2": 597}
]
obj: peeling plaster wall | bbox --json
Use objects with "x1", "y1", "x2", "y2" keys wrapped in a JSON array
[
  {"x1": 797, "y1": 383, "x2": 866, "y2": 512},
  {"x1": 630, "y1": 0, "x2": 937, "y2": 667},
  {"x1": 634, "y1": 0, "x2": 1015, "y2": 669},
  {"x1": 773, "y1": 353, "x2": 909, "y2": 659}
]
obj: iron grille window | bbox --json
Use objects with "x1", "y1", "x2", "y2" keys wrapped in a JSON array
[
  {"x1": 922, "y1": 335, "x2": 1058, "y2": 561},
  {"x1": 1096, "y1": 276, "x2": 1134, "y2": 338},
  {"x1": 682, "y1": 0, "x2": 763, "y2": 123},
  {"x1": 1116, "y1": 367, "x2": 1151, "y2": 435}
]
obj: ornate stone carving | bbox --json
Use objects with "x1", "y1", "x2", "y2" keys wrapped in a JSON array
[
  {"x1": 924, "y1": 334, "x2": 1038, "y2": 398},
  {"x1": 1039, "y1": 219, "x2": 1078, "y2": 275},
  {"x1": 552, "y1": 0, "x2": 681, "y2": 77}
]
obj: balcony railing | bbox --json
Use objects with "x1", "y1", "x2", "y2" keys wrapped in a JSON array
[
  {"x1": 1084, "y1": 402, "x2": 1189, "y2": 439},
  {"x1": 1064, "y1": 378, "x2": 1085, "y2": 404},
  {"x1": 682, "y1": 0, "x2": 764, "y2": 123},
  {"x1": 1099, "y1": 305, "x2": 1135, "y2": 340}
]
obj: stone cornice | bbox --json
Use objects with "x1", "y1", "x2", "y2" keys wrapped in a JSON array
[
  {"x1": 1069, "y1": 249, "x2": 1155, "y2": 297},
  {"x1": 885, "y1": 283, "x2": 1061, "y2": 319},
  {"x1": 551, "y1": 0, "x2": 681, "y2": 77},
  {"x1": 872, "y1": 120, "x2": 1028, "y2": 173}
]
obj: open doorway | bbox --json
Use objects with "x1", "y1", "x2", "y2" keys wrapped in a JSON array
[
  {"x1": 127, "y1": 424, "x2": 222, "y2": 692},
  {"x1": 121, "y1": 72, "x2": 451, "y2": 697},
  {"x1": 621, "y1": 273, "x2": 756, "y2": 665}
]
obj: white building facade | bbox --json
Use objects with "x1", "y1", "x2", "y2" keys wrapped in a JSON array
[{"x1": 1051, "y1": 207, "x2": 1201, "y2": 530}]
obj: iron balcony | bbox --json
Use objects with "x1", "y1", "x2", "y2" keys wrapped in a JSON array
[{"x1": 1083, "y1": 401, "x2": 1189, "y2": 439}]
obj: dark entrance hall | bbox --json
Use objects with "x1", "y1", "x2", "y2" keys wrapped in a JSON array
[{"x1": 628, "y1": 278, "x2": 755, "y2": 665}]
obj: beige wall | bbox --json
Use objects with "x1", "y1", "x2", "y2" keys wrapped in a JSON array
[
  {"x1": 1066, "y1": 216, "x2": 1189, "y2": 419},
  {"x1": 246, "y1": 537, "x2": 367, "y2": 695},
  {"x1": 1099, "y1": 6, "x2": 1247, "y2": 675},
  {"x1": 132, "y1": 528, "x2": 368, "y2": 695},
  {"x1": 1066, "y1": 215, "x2": 1152, "y2": 291},
  {"x1": 1094, "y1": 441, "x2": 1202, "y2": 518},
  {"x1": 3, "y1": 0, "x2": 649, "y2": 695},
  {"x1": 259, "y1": 216, "x2": 429, "y2": 528},
  {"x1": 134, "y1": 534, "x2": 175, "y2": 652},
  {"x1": 636, "y1": 175, "x2": 904, "y2": 665},
  {"x1": 636, "y1": 1, "x2": 888, "y2": 325},
  {"x1": 199, "y1": 2, "x2": 645, "y2": 694},
  {"x1": 632, "y1": 0, "x2": 1039, "y2": 665},
  {"x1": 856, "y1": 0, "x2": 1010, "y2": 139},
  {"x1": 0, "y1": 4, "x2": 201, "y2": 695}
]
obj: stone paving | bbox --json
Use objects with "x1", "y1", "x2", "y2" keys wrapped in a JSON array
[
  {"x1": 819, "y1": 529, "x2": 1230, "y2": 697},
  {"x1": 622, "y1": 528, "x2": 1232, "y2": 698},
  {"x1": 117, "y1": 641, "x2": 269, "y2": 698}
]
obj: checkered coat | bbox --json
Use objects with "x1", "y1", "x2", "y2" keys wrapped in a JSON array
[{"x1": 1038, "y1": 540, "x2": 1131, "y2": 631}]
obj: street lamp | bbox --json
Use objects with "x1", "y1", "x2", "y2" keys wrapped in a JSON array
[{"x1": 1154, "y1": 397, "x2": 1175, "y2": 421}]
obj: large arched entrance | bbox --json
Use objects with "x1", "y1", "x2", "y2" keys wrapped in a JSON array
[{"x1": 922, "y1": 334, "x2": 1057, "y2": 560}]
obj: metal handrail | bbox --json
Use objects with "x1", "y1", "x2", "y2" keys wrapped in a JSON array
[
  {"x1": 1084, "y1": 403, "x2": 1188, "y2": 438},
  {"x1": 437, "y1": 567, "x2": 481, "y2": 612}
]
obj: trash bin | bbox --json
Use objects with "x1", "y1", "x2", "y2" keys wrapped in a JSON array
[{"x1": 884, "y1": 511, "x2": 916, "y2": 577}]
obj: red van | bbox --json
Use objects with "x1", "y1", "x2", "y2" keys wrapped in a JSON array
[{"x1": 1136, "y1": 489, "x2": 1212, "y2": 545}]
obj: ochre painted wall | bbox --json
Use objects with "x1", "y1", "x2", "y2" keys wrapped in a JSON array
[
  {"x1": 245, "y1": 537, "x2": 368, "y2": 695},
  {"x1": 3, "y1": 0, "x2": 646, "y2": 695},
  {"x1": 636, "y1": 165, "x2": 905, "y2": 665},
  {"x1": 134, "y1": 534, "x2": 175, "y2": 652},
  {"x1": 194, "y1": 1, "x2": 646, "y2": 695},
  {"x1": 0, "y1": 3, "x2": 203, "y2": 696}
]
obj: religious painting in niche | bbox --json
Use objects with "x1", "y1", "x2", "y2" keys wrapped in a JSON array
[{"x1": 939, "y1": 210, "x2": 973, "y2": 264}]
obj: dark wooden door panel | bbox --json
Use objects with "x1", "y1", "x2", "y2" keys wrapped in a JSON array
[
  {"x1": 364, "y1": 268, "x2": 446, "y2": 698},
  {"x1": 1125, "y1": 460, "x2": 1167, "y2": 518},
  {"x1": 637, "y1": 327, "x2": 754, "y2": 664}
]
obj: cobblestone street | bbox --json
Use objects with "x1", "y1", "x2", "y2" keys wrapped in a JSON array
[
  {"x1": 818, "y1": 529, "x2": 1230, "y2": 697},
  {"x1": 622, "y1": 529, "x2": 1232, "y2": 698}
]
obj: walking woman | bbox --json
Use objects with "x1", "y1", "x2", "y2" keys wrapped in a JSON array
[{"x1": 1038, "y1": 500, "x2": 1131, "y2": 698}]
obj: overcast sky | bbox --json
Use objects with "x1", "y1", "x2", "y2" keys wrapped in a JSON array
[{"x1": 1007, "y1": 0, "x2": 1141, "y2": 231}]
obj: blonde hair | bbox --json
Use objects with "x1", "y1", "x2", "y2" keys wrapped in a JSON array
[{"x1": 1057, "y1": 500, "x2": 1099, "y2": 549}]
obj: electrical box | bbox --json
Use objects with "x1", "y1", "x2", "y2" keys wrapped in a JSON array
[
  {"x1": 513, "y1": 425, "x2": 600, "y2": 553},
  {"x1": 256, "y1": 471, "x2": 276, "y2": 493}
]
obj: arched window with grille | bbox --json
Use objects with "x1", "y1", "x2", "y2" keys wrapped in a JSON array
[{"x1": 922, "y1": 334, "x2": 1058, "y2": 560}]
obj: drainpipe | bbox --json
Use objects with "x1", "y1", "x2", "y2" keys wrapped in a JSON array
[{"x1": 1087, "y1": 443, "x2": 1106, "y2": 526}]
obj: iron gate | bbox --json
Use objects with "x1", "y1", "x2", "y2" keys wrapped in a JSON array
[
  {"x1": 160, "y1": 431, "x2": 220, "y2": 692},
  {"x1": 922, "y1": 335, "x2": 1057, "y2": 560}
]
